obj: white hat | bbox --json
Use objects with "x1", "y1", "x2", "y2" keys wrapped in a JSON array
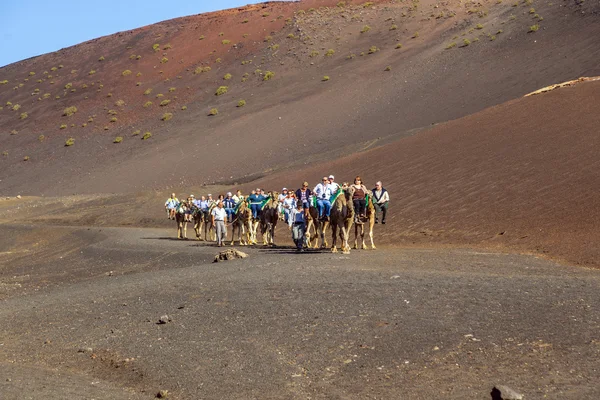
[
  {"x1": 227, "y1": 192, "x2": 232, "y2": 196},
  {"x1": 328, "y1": 175, "x2": 335, "y2": 179},
  {"x1": 190, "y1": 194, "x2": 195, "y2": 198},
  {"x1": 208, "y1": 193, "x2": 212, "y2": 196},
  {"x1": 282, "y1": 187, "x2": 287, "y2": 191}
]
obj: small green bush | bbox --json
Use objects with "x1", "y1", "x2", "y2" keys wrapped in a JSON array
[
  {"x1": 122, "y1": 70, "x2": 132, "y2": 76},
  {"x1": 107, "y1": 93, "x2": 113, "y2": 97},
  {"x1": 395, "y1": 43, "x2": 403, "y2": 49},
  {"x1": 153, "y1": 43, "x2": 160, "y2": 51},
  {"x1": 263, "y1": 71, "x2": 275, "y2": 81},
  {"x1": 360, "y1": 25, "x2": 371, "y2": 33},
  {"x1": 114, "y1": 137, "x2": 123, "y2": 143},
  {"x1": 38, "y1": 135, "x2": 45, "y2": 141},
  {"x1": 161, "y1": 57, "x2": 168, "y2": 64},
  {"x1": 215, "y1": 86, "x2": 229, "y2": 96},
  {"x1": 446, "y1": 42, "x2": 457, "y2": 49},
  {"x1": 237, "y1": 100, "x2": 246, "y2": 107},
  {"x1": 529, "y1": 7, "x2": 535, "y2": 13},
  {"x1": 110, "y1": 117, "x2": 117, "y2": 122},
  {"x1": 287, "y1": 34, "x2": 296, "y2": 39},
  {"x1": 65, "y1": 137, "x2": 75, "y2": 146},
  {"x1": 224, "y1": 73, "x2": 232, "y2": 80},
  {"x1": 156, "y1": 93, "x2": 164, "y2": 98},
  {"x1": 12, "y1": 104, "x2": 21, "y2": 111},
  {"x1": 325, "y1": 49, "x2": 335, "y2": 56},
  {"x1": 161, "y1": 113, "x2": 173, "y2": 121},
  {"x1": 142, "y1": 132, "x2": 152, "y2": 140},
  {"x1": 115, "y1": 99, "x2": 125, "y2": 107},
  {"x1": 390, "y1": 24, "x2": 398, "y2": 30},
  {"x1": 108, "y1": 109, "x2": 118, "y2": 115},
  {"x1": 23, "y1": 156, "x2": 30, "y2": 161},
  {"x1": 264, "y1": 35, "x2": 273, "y2": 42},
  {"x1": 143, "y1": 88, "x2": 152, "y2": 95},
  {"x1": 412, "y1": 32, "x2": 419, "y2": 38},
  {"x1": 160, "y1": 99, "x2": 171, "y2": 106},
  {"x1": 181, "y1": 105, "x2": 187, "y2": 110},
  {"x1": 194, "y1": 66, "x2": 211, "y2": 74},
  {"x1": 132, "y1": 130, "x2": 141, "y2": 136},
  {"x1": 144, "y1": 101, "x2": 153, "y2": 108},
  {"x1": 463, "y1": 38, "x2": 471, "y2": 46},
  {"x1": 368, "y1": 46, "x2": 379, "y2": 54},
  {"x1": 322, "y1": 76, "x2": 330, "y2": 81},
  {"x1": 64, "y1": 82, "x2": 73, "y2": 89},
  {"x1": 20, "y1": 112, "x2": 28, "y2": 119},
  {"x1": 529, "y1": 24, "x2": 539, "y2": 32},
  {"x1": 384, "y1": 66, "x2": 391, "y2": 71},
  {"x1": 163, "y1": 43, "x2": 172, "y2": 50},
  {"x1": 63, "y1": 106, "x2": 78, "y2": 116},
  {"x1": 310, "y1": 50, "x2": 320, "y2": 57},
  {"x1": 476, "y1": 24, "x2": 484, "y2": 29},
  {"x1": 98, "y1": 56, "x2": 105, "y2": 61},
  {"x1": 222, "y1": 39, "x2": 231, "y2": 45}
]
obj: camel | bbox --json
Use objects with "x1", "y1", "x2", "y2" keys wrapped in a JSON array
[
  {"x1": 260, "y1": 191, "x2": 280, "y2": 246},
  {"x1": 304, "y1": 205, "x2": 321, "y2": 248},
  {"x1": 175, "y1": 202, "x2": 189, "y2": 239},
  {"x1": 329, "y1": 189, "x2": 354, "y2": 254},
  {"x1": 230, "y1": 201, "x2": 252, "y2": 246},
  {"x1": 353, "y1": 195, "x2": 376, "y2": 250}
]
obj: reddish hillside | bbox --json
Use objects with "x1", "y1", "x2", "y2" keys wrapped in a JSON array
[
  {"x1": 249, "y1": 79, "x2": 600, "y2": 267},
  {"x1": 0, "y1": 0, "x2": 599, "y2": 195}
]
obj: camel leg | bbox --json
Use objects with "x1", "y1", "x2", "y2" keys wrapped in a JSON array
[
  {"x1": 183, "y1": 222, "x2": 188, "y2": 239},
  {"x1": 177, "y1": 222, "x2": 182, "y2": 239},
  {"x1": 369, "y1": 222, "x2": 376, "y2": 249},
  {"x1": 353, "y1": 225, "x2": 359, "y2": 249},
  {"x1": 331, "y1": 225, "x2": 338, "y2": 253}
]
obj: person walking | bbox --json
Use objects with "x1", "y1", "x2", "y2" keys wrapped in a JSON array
[
  {"x1": 282, "y1": 191, "x2": 297, "y2": 223},
  {"x1": 212, "y1": 201, "x2": 228, "y2": 247},
  {"x1": 313, "y1": 176, "x2": 332, "y2": 220},
  {"x1": 164, "y1": 193, "x2": 179, "y2": 220},
  {"x1": 372, "y1": 181, "x2": 390, "y2": 224},
  {"x1": 288, "y1": 201, "x2": 307, "y2": 251},
  {"x1": 223, "y1": 192, "x2": 236, "y2": 223}
]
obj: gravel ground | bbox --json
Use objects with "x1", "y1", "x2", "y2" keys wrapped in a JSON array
[{"x1": 1, "y1": 225, "x2": 599, "y2": 399}]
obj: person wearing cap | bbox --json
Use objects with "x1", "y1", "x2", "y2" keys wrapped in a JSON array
[
  {"x1": 327, "y1": 175, "x2": 340, "y2": 194},
  {"x1": 372, "y1": 181, "x2": 390, "y2": 224},
  {"x1": 199, "y1": 195, "x2": 210, "y2": 223},
  {"x1": 295, "y1": 182, "x2": 312, "y2": 211},
  {"x1": 278, "y1": 188, "x2": 288, "y2": 219},
  {"x1": 223, "y1": 192, "x2": 237, "y2": 223},
  {"x1": 164, "y1": 193, "x2": 179, "y2": 220},
  {"x1": 313, "y1": 176, "x2": 333, "y2": 220},
  {"x1": 211, "y1": 201, "x2": 228, "y2": 247},
  {"x1": 288, "y1": 200, "x2": 307, "y2": 251}
]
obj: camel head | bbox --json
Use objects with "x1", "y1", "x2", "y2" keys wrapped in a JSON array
[{"x1": 271, "y1": 191, "x2": 280, "y2": 203}]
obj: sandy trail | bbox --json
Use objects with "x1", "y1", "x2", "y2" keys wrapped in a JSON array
[{"x1": 1, "y1": 224, "x2": 599, "y2": 399}]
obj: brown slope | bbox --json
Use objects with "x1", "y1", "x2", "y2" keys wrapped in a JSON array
[
  {"x1": 0, "y1": 0, "x2": 599, "y2": 195},
  {"x1": 247, "y1": 79, "x2": 600, "y2": 268}
]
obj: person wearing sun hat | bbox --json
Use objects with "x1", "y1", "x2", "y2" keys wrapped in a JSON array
[{"x1": 295, "y1": 182, "x2": 312, "y2": 211}]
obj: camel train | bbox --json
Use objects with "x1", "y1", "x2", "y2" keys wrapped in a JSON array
[{"x1": 173, "y1": 187, "x2": 376, "y2": 254}]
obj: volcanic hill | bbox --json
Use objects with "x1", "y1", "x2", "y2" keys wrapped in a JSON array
[{"x1": 1, "y1": 0, "x2": 599, "y2": 196}]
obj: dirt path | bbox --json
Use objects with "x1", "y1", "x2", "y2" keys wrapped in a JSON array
[{"x1": 1, "y1": 224, "x2": 599, "y2": 399}]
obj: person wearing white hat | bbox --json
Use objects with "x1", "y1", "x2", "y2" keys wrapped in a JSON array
[
  {"x1": 327, "y1": 175, "x2": 339, "y2": 194},
  {"x1": 278, "y1": 188, "x2": 288, "y2": 219},
  {"x1": 223, "y1": 192, "x2": 236, "y2": 223}
]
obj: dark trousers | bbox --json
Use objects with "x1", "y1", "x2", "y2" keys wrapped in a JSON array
[
  {"x1": 353, "y1": 199, "x2": 366, "y2": 216},
  {"x1": 374, "y1": 202, "x2": 388, "y2": 222}
]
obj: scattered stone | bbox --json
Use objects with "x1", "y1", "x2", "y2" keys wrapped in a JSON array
[
  {"x1": 157, "y1": 389, "x2": 169, "y2": 398},
  {"x1": 432, "y1": 346, "x2": 440, "y2": 351},
  {"x1": 158, "y1": 315, "x2": 171, "y2": 324},
  {"x1": 493, "y1": 385, "x2": 524, "y2": 400},
  {"x1": 106, "y1": 271, "x2": 114, "y2": 276},
  {"x1": 213, "y1": 249, "x2": 248, "y2": 263},
  {"x1": 390, "y1": 275, "x2": 401, "y2": 279},
  {"x1": 78, "y1": 347, "x2": 94, "y2": 354},
  {"x1": 16, "y1": 195, "x2": 21, "y2": 199}
]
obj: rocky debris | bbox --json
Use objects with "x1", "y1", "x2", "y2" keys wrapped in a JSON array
[
  {"x1": 157, "y1": 389, "x2": 169, "y2": 398},
  {"x1": 213, "y1": 249, "x2": 248, "y2": 263},
  {"x1": 78, "y1": 347, "x2": 93, "y2": 354},
  {"x1": 16, "y1": 195, "x2": 21, "y2": 199},
  {"x1": 158, "y1": 315, "x2": 171, "y2": 324},
  {"x1": 492, "y1": 385, "x2": 524, "y2": 400}
]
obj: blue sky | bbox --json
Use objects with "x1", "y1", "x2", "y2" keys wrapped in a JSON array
[{"x1": 0, "y1": 1, "x2": 258, "y2": 67}]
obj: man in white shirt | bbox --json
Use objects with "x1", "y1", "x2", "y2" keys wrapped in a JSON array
[
  {"x1": 313, "y1": 176, "x2": 331, "y2": 220},
  {"x1": 211, "y1": 201, "x2": 228, "y2": 246},
  {"x1": 326, "y1": 175, "x2": 339, "y2": 194},
  {"x1": 371, "y1": 181, "x2": 390, "y2": 224},
  {"x1": 288, "y1": 201, "x2": 307, "y2": 251}
]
